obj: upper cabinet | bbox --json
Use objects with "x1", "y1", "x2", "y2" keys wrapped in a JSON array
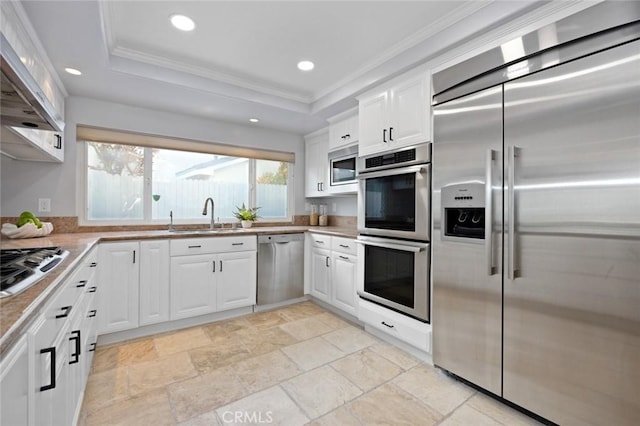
[
  {"x1": 0, "y1": 1, "x2": 66, "y2": 162},
  {"x1": 328, "y1": 108, "x2": 359, "y2": 152},
  {"x1": 358, "y1": 71, "x2": 431, "y2": 157},
  {"x1": 304, "y1": 128, "x2": 330, "y2": 198}
]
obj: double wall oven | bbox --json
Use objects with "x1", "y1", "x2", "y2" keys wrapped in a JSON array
[{"x1": 356, "y1": 144, "x2": 431, "y2": 322}]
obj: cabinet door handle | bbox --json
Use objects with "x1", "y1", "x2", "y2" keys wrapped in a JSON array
[
  {"x1": 76, "y1": 280, "x2": 87, "y2": 288},
  {"x1": 317, "y1": 182, "x2": 320, "y2": 192},
  {"x1": 220, "y1": 260, "x2": 223, "y2": 272},
  {"x1": 383, "y1": 128, "x2": 387, "y2": 143},
  {"x1": 188, "y1": 245, "x2": 202, "y2": 248},
  {"x1": 89, "y1": 262, "x2": 98, "y2": 268},
  {"x1": 55, "y1": 305, "x2": 72, "y2": 319},
  {"x1": 40, "y1": 347, "x2": 56, "y2": 391},
  {"x1": 54, "y1": 134, "x2": 62, "y2": 149},
  {"x1": 132, "y1": 250, "x2": 136, "y2": 264},
  {"x1": 381, "y1": 321, "x2": 395, "y2": 329},
  {"x1": 231, "y1": 242, "x2": 244, "y2": 246},
  {"x1": 339, "y1": 255, "x2": 349, "y2": 260},
  {"x1": 89, "y1": 342, "x2": 97, "y2": 352},
  {"x1": 213, "y1": 260, "x2": 216, "y2": 272},
  {"x1": 326, "y1": 256, "x2": 330, "y2": 267},
  {"x1": 87, "y1": 309, "x2": 97, "y2": 318},
  {"x1": 389, "y1": 127, "x2": 393, "y2": 141},
  {"x1": 88, "y1": 286, "x2": 97, "y2": 293},
  {"x1": 69, "y1": 330, "x2": 81, "y2": 364}
]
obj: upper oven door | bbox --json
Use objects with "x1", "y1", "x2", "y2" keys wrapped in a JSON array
[{"x1": 358, "y1": 164, "x2": 431, "y2": 241}]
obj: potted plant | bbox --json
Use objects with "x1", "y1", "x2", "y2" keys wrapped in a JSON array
[{"x1": 233, "y1": 203, "x2": 260, "y2": 228}]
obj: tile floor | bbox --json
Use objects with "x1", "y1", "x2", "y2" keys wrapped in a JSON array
[{"x1": 78, "y1": 301, "x2": 542, "y2": 426}]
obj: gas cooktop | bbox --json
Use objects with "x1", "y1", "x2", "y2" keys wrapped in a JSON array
[{"x1": 0, "y1": 246, "x2": 69, "y2": 298}]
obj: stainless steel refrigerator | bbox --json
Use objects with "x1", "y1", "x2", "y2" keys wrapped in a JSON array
[{"x1": 432, "y1": 3, "x2": 640, "y2": 425}]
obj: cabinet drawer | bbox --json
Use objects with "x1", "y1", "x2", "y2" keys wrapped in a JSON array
[
  {"x1": 309, "y1": 233, "x2": 331, "y2": 249},
  {"x1": 331, "y1": 237, "x2": 357, "y2": 256},
  {"x1": 358, "y1": 299, "x2": 431, "y2": 352},
  {"x1": 170, "y1": 236, "x2": 256, "y2": 256}
]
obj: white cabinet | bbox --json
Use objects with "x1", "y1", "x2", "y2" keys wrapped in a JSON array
[
  {"x1": 0, "y1": 1, "x2": 65, "y2": 132},
  {"x1": 139, "y1": 240, "x2": 170, "y2": 325},
  {"x1": 0, "y1": 336, "x2": 29, "y2": 426},
  {"x1": 358, "y1": 71, "x2": 431, "y2": 157},
  {"x1": 328, "y1": 109, "x2": 359, "y2": 152},
  {"x1": 170, "y1": 254, "x2": 217, "y2": 320},
  {"x1": 310, "y1": 246, "x2": 332, "y2": 302},
  {"x1": 217, "y1": 251, "x2": 257, "y2": 311},
  {"x1": 0, "y1": 126, "x2": 64, "y2": 163},
  {"x1": 170, "y1": 236, "x2": 257, "y2": 320},
  {"x1": 331, "y1": 251, "x2": 358, "y2": 316},
  {"x1": 304, "y1": 128, "x2": 329, "y2": 197},
  {"x1": 307, "y1": 233, "x2": 358, "y2": 316},
  {"x1": 98, "y1": 242, "x2": 140, "y2": 334}
]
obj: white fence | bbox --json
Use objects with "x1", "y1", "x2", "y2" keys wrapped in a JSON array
[{"x1": 88, "y1": 171, "x2": 287, "y2": 221}]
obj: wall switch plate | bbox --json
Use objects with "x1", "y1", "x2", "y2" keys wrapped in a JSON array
[{"x1": 38, "y1": 198, "x2": 51, "y2": 213}]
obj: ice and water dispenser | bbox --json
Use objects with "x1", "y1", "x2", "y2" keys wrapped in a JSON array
[{"x1": 441, "y1": 183, "x2": 486, "y2": 242}]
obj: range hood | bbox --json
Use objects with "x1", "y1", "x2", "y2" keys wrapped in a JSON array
[{"x1": 0, "y1": 33, "x2": 64, "y2": 132}]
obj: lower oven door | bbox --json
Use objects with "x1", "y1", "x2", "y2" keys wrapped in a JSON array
[{"x1": 356, "y1": 236, "x2": 430, "y2": 322}]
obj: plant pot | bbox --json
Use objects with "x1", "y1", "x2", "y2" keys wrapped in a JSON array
[{"x1": 241, "y1": 220, "x2": 253, "y2": 228}]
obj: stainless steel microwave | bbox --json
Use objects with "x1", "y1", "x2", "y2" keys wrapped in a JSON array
[{"x1": 329, "y1": 145, "x2": 358, "y2": 187}]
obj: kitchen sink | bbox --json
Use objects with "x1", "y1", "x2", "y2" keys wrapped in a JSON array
[{"x1": 168, "y1": 228, "x2": 249, "y2": 234}]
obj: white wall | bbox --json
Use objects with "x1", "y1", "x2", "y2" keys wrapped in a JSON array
[{"x1": 1, "y1": 96, "x2": 306, "y2": 217}]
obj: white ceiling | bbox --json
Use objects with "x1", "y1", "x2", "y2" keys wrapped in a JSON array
[{"x1": 20, "y1": 1, "x2": 541, "y2": 134}]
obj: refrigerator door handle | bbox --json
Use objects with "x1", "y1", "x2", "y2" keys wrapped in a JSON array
[
  {"x1": 508, "y1": 146, "x2": 519, "y2": 280},
  {"x1": 486, "y1": 149, "x2": 497, "y2": 275}
]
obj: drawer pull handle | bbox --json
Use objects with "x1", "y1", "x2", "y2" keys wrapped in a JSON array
[
  {"x1": 89, "y1": 262, "x2": 97, "y2": 268},
  {"x1": 69, "y1": 330, "x2": 81, "y2": 364},
  {"x1": 88, "y1": 286, "x2": 97, "y2": 293},
  {"x1": 76, "y1": 280, "x2": 87, "y2": 288},
  {"x1": 315, "y1": 240, "x2": 325, "y2": 244},
  {"x1": 89, "y1": 342, "x2": 97, "y2": 352},
  {"x1": 39, "y1": 347, "x2": 56, "y2": 391},
  {"x1": 231, "y1": 242, "x2": 244, "y2": 246},
  {"x1": 381, "y1": 321, "x2": 395, "y2": 329},
  {"x1": 56, "y1": 305, "x2": 72, "y2": 319},
  {"x1": 88, "y1": 310, "x2": 97, "y2": 318},
  {"x1": 339, "y1": 255, "x2": 349, "y2": 260},
  {"x1": 188, "y1": 245, "x2": 202, "y2": 248},
  {"x1": 339, "y1": 244, "x2": 349, "y2": 248}
]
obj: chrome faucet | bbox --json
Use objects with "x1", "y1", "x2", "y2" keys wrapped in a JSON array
[{"x1": 202, "y1": 197, "x2": 215, "y2": 230}]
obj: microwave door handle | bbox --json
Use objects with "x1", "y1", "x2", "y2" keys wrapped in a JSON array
[
  {"x1": 356, "y1": 165, "x2": 426, "y2": 180},
  {"x1": 354, "y1": 239, "x2": 424, "y2": 253}
]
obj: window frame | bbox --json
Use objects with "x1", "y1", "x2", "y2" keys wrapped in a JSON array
[{"x1": 78, "y1": 140, "x2": 294, "y2": 226}]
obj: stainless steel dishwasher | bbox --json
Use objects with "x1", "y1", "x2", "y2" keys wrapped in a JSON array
[{"x1": 257, "y1": 233, "x2": 304, "y2": 305}]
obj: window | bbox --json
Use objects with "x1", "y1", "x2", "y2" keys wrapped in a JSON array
[{"x1": 85, "y1": 142, "x2": 291, "y2": 224}]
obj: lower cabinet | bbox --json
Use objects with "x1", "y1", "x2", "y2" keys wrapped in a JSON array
[
  {"x1": 0, "y1": 246, "x2": 100, "y2": 426},
  {"x1": 98, "y1": 242, "x2": 140, "y2": 334},
  {"x1": 307, "y1": 233, "x2": 358, "y2": 316},
  {"x1": 0, "y1": 335, "x2": 29, "y2": 426},
  {"x1": 169, "y1": 236, "x2": 257, "y2": 320},
  {"x1": 139, "y1": 240, "x2": 170, "y2": 326}
]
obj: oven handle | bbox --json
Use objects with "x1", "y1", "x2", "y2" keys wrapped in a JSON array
[
  {"x1": 354, "y1": 239, "x2": 425, "y2": 253},
  {"x1": 356, "y1": 165, "x2": 426, "y2": 180}
]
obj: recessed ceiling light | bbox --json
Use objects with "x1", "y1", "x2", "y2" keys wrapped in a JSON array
[
  {"x1": 170, "y1": 14, "x2": 195, "y2": 31},
  {"x1": 249, "y1": 118, "x2": 259, "y2": 123},
  {"x1": 297, "y1": 60, "x2": 315, "y2": 71},
  {"x1": 65, "y1": 68, "x2": 82, "y2": 76}
]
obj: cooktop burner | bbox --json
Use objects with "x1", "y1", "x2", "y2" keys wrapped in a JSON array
[{"x1": 0, "y1": 246, "x2": 69, "y2": 298}]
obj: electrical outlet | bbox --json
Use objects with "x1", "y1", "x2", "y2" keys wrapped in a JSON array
[{"x1": 38, "y1": 198, "x2": 51, "y2": 213}]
